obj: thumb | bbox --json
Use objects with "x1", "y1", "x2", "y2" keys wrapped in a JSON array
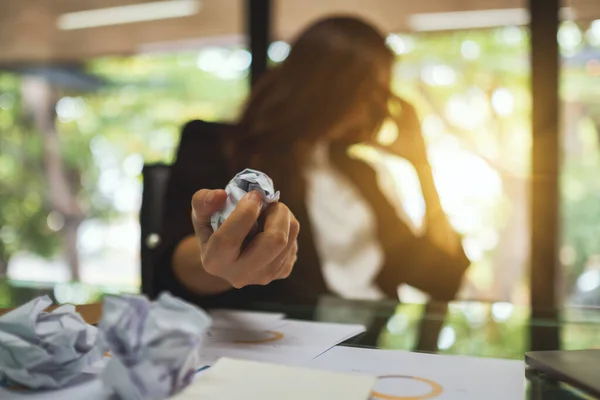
[{"x1": 191, "y1": 189, "x2": 227, "y2": 245}]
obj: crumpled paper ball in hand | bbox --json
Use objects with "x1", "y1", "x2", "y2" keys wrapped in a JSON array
[
  {"x1": 211, "y1": 168, "x2": 280, "y2": 234},
  {"x1": 99, "y1": 292, "x2": 212, "y2": 400},
  {"x1": 0, "y1": 295, "x2": 104, "y2": 389}
]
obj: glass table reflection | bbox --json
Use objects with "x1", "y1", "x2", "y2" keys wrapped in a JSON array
[{"x1": 1, "y1": 279, "x2": 599, "y2": 399}]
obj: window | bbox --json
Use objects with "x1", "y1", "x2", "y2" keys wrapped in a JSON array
[
  {"x1": 0, "y1": 0, "x2": 246, "y2": 300},
  {"x1": 559, "y1": 2, "x2": 600, "y2": 307}
]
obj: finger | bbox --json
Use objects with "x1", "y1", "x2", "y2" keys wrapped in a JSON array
[
  {"x1": 239, "y1": 202, "x2": 291, "y2": 268},
  {"x1": 272, "y1": 240, "x2": 298, "y2": 281},
  {"x1": 262, "y1": 217, "x2": 299, "y2": 280},
  {"x1": 231, "y1": 237, "x2": 297, "y2": 288},
  {"x1": 206, "y1": 191, "x2": 263, "y2": 257},
  {"x1": 191, "y1": 189, "x2": 227, "y2": 245},
  {"x1": 275, "y1": 247, "x2": 297, "y2": 281},
  {"x1": 248, "y1": 234, "x2": 298, "y2": 286}
]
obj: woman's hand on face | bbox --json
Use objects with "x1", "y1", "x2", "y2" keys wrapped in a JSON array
[
  {"x1": 384, "y1": 99, "x2": 428, "y2": 167},
  {"x1": 190, "y1": 189, "x2": 299, "y2": 289}
]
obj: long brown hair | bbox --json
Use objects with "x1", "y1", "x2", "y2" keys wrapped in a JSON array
[{"x1": 227, "y1": 16, "x2": 394, "y2": 185}]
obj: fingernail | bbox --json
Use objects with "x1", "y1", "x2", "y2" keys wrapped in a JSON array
[
  {"x1": 247, "y1": 191, "x2": 263, "y2": 206},
  {"x1": 205, "y1": 191, "x2": 215, "y2": 204}
]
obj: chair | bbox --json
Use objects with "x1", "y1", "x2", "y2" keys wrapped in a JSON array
[
  {"x1": 140, "y1": 163, "x2": 171, "y2": 296},
  {"x1": 138, "y1": 120, "x2": 233, "y2": 299}
]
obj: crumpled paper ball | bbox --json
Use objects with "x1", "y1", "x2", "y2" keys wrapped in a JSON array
[
  {"x1": 210, "y1": 168, "x2": 280, "y2": 232},
  {"x1": 0, "y1": 295, "x2": 104, "y2": 389},
  {"x1": 98, "y1": 292, "x2": 212, "y2": 400}
]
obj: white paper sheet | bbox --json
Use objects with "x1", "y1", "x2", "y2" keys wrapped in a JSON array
[
  {"x1": 208, "y1": 309, "x2": 285, "y2": 330},
  {"x1": 309, "y1": 346, "x2": 525, "y2": 400},
  {"x1": 171, "y1": 357, "x2": 376, "y2": 400},
  {"x1": 198, "y1": 320, "x2": 365, "y2": 367}
]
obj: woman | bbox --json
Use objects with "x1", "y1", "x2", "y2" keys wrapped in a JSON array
[{"x1": 154, "y1": 16, "x2": 470, "y2": 308}]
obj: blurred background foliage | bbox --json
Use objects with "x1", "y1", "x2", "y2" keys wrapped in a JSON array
[{"x1": 0, "y1": 73, "x2": 61, "y2": 270}]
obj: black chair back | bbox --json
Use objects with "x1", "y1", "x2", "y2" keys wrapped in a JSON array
[{"x1": 140, "y1": 163, "x2": 171, "y2": 296}]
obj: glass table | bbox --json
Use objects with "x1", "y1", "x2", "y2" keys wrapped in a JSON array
[{"x1": 1, "y1": 279, "x2": 599, "y2": 399}]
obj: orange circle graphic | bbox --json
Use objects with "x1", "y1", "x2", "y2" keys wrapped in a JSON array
[
  {"x1": 234, "y1": 330, "x2": 284, "y2": 344},
  {"x1": 371, "y1": 375, "x2": 443, "y2": 400}
]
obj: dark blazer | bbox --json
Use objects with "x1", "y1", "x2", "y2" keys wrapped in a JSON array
[{"x1": 152, "y1": 120, "x2": 470, "y2": 309}]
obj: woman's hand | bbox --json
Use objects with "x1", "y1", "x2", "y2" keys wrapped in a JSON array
[
  {"x1": 385, "y1": 99, "x2": 428, "y2": 167},
  {"x1": 190, "y1": 189, "x2": 299, "y2": 289}
]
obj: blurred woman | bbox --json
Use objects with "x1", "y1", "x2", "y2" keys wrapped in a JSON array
[{"x1": 154, "y1": 16, "x2": 470, "y2": 308}]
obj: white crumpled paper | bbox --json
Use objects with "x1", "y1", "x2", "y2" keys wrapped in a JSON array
[
  {"x1": 211, "y1": 168, "x2": 280, "y2": 232},
  {"x1": 0, "y1": 295, "x2": 104, "y2": 389},
  {"x1": 98, "y1": 292, "x2": 212, "y2": 400}
]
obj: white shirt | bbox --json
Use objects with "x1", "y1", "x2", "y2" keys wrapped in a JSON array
[{"x1": 303, "y1": 142, "x2": 425, "y2": 300}]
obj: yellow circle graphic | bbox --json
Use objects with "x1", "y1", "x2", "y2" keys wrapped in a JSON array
[
  {"x1": 234, "y1": 330, "x2": 284, "y2": 344},
  {"x1": 371, "y1": 375, "x2": 443, "y2": 400}
]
